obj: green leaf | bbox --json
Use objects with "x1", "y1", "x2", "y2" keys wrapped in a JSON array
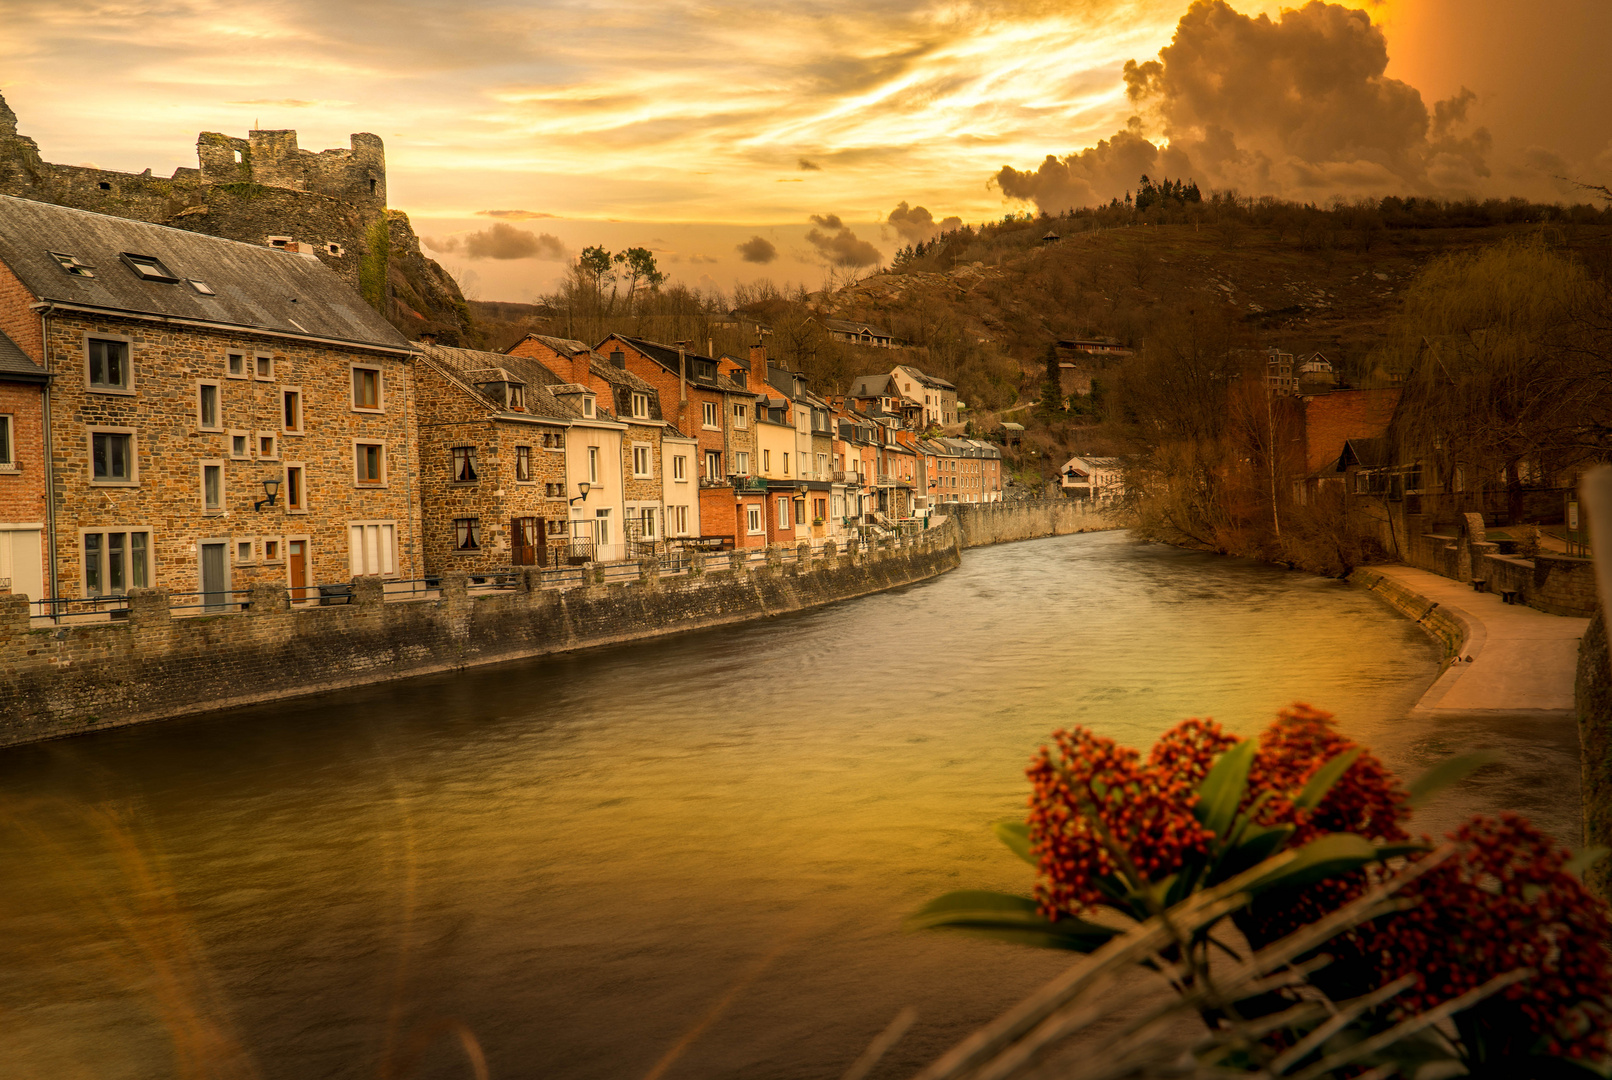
[
  {"x1": 994, "y1": 820, "x2": 1037, "y2": 867},
  {"x1": 1209, "y1": 823, "x2": 1297, "y2": 885},
  {"x1": 1294, "y1": 747, "x2": 1363, "y2": 811},
  {"x1": 1244, "y1": 833, "x2": 1379, "y2": 893},
  {"x1": 1566, "y1": 846, "x2": 1610, "y2": 881},
  {"x1": 907, "y1": 890, "x2": 1121, "y2": 952},
  {"x1": 1373, "y1": 842, "x2": 1434, "y2": 861},
  {"x1": 1405, "y1": 752, "x2": 1499, "y2": 809},
  {"x1": 1196, "y1": 740, "x2": 1257, "y2": 840}
]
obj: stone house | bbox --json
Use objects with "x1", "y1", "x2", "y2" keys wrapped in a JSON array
[
  {"x1": 0, "y1": 196, "x2": 422, "y2": 606},
  {"x1": 504, "y1": 334, "x2": 702, "y2": 547},
  {"x1": 0, "y1": 327, "x2": 48, "y2": 602},
  {"x1": 412, "y1": 342, "x2": 573, "y2": 573},
  {"x1": 848, "y1": 364, "x2": 959, "y2": 428},
  {"x1": 1059, "y1": 455, "x2": 1125, "y2": 501}
]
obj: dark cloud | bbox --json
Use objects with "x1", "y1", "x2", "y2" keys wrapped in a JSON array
[
  {"x1": 737, "y1": 235, "x2": 778, "y2": 264},
  {"x1": 997, "y1": 0, "x2": 1493, "y2": 211},
  {"x1": 476, "y1": 209, "x2": 558, "y2": 220},
  {"x1": 424, "y1": 222, "x2": 568, "y2": 260},
  {"x1": 805, "y1": 215, "x2": 882, "y2": 268},
  {"x1": 798, "y1": 157, "x2": 821, "y2": 171},
  {"x1": 886, "y1": 200, "x2": 963, "y2": 243}
]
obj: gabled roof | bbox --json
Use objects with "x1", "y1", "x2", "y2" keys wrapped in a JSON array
[
  {"x1": 893, "y1": 364, "x2": 955, "y2": 391},
  {"x1": 0, "y1": 195, "x2": 407, "y2": 350},
  {"x1": 1339, "y1": 437, "x2": 1393, "y2": 471},
  {"x1": 0, "y1": 327, "x2": 46, "y2": 382},
  {"x1": 417, "y1": 341, "x2": 581, "y2": 422},
  {"x1": 818, "y1": 317, "x2": 892, "y2": 339},
  {"x1": 603, "y1": 334, "x2": 751, "y2": 395},
  {"x1": 848, "y1": 373, "x2": 893, "y2": 398}
]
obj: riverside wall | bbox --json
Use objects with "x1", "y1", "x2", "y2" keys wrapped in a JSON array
[
  {"x1": 1576, "y1": 611, "x2": 1612, "y2": 899},
  {"x1": 1346, "y1": 567, "x2": 1468, "y2": 659},
  {"x1": 0, "y1": 527, "x2": 960, "y2": 748},
  {"x1": 949, "y1": 498, "x2": 1125, "y2": 548}
]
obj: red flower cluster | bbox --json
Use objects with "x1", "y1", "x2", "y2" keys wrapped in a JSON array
[
  {"x1": 1027, "y1": 726, "x2": 1215, "y2": 918},
  {"x1": 1147, "y1": 717, "x2": 1239, "y2": 786},
  {"x1": 1247, "y1": 703, "x2": 1410, "y2": 845},
  {"x1": 1365, "y1": 814, "x2": 1612, "y2": 1060}
]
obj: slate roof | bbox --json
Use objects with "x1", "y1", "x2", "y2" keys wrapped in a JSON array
[
  {"x1": 819, "y1": 317, "x2": 892, "y2": 339},
  {"x1": 0, "y1": 195, "x2": 408, "y2": 350},
  {"x1": 893, "y1": 364, "x2": 955, "y2": 391},
  {"x1": 848, "y1": 373, "x2": 892, "y2": 398},
  {"x1": 1339, "y1": 437, "x2": 1393, "y2": 471},
  {"x1": 0, "y1": 327, "x2": 46, "y2": 382},
  {"x1": 416, "y1": 342, "x2": 582, "y2": 422},
  {"x1": 605, "y1": 335, "x2": 752, "y2": 395}
]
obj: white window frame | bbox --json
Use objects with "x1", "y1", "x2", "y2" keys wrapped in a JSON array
[
  {"x1": 702, "y1": 401, "x2": 719, "y2": 429},
  {"x1": 631, "y1": 392, "x2": 650, "y2": 419},
  {"x1": 705, "y1": 450, "x2": 722, "y2": 479},
  {"x1": 348, "y1": 519, "x2": 399, "y2": 577},
  {"x1": 197, "y1": 380, "x2": 222, "y2": 431},
  {"x1": 581, "y1": 396, "x2": 596, "y2": 418},
  {"x1": 350, "y1": 364, "x2": 384, "y2": 412},
  {"x1": 671, "y1": 504, "x2": 689, "y2": 535},
  {"x1": 200, "y1": 458, "x2": 225, "y2": 513},
  {"x1": 87, "y1": 426, "x2": 139, "y2": 486},
  {"x1": 84, "y1": 333, "x2": 135, "y2": 395},
  {"x1": 639, "y1": 505, "x2": 657, "y2": 540},
  {"x1": 746, "y1": 505, "x2": 763, "y2": 535},
  {"x1": 514, "y1": 444, "x2": 535, "y2": 484},
  {"x1": 672, "y1": 454, "x2": 687, "y2": 482},
  {"x1": 632, "y1": 442, "x2": 653, "y2": 479},
  {"x1": 776, "y1": 497, "x2": 790, "y2": 529},
  {"x1": 588, "y1": 445, "x2": 599, "y2": 484},
  {"x1": 736, "y1": 451, "x2": 749, "y2": 475},
  {"x1": 762, "y1": 449, "x2": 770, "y2": 472},
  {"x1": 731, "y1": 403, "x2": 747, "y2": 429}
]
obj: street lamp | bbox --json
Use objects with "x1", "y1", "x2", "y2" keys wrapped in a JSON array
[
  {"x1": 254, "y1": 477, "x2": 281, "y2": 511},
  {"x1": 569, "y1": 481, "x2": 591, "y2": 506}
]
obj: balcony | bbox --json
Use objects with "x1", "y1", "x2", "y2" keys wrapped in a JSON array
[{"x1": 732, "y1": 474, "x2": 769, "y2": 492}]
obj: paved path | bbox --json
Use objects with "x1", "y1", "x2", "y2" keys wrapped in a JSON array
[{"x1": 1371, "y1": 565, "x2": 1590, "y2": 715}]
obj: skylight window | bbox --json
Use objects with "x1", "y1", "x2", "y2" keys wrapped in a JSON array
[
  {"x1": 189, "y1": 279, "x2": 215, "y2": 295},
  {"x1": 50, "y1": 252, "x2": 94, "y2": 277},
  {"x1": 122, "y1": 253, "x2": 179, "y2": 284}
]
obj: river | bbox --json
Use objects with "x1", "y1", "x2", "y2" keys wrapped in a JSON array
[{"x1": 0, "y1": 532, "x2": 1582, "y2": 1080}]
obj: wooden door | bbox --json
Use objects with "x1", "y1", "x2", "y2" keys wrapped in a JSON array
[
  {"x1": 288, "y1": 540, "x2": 308, "y2": 602},
  {"x1": 201, "y1": 543, "x2": 228, "y2": 611}
]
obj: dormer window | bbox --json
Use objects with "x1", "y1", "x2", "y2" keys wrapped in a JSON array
[
  {"x1": 582, "y1": 397, "x2": 596, "y2": 418},
  {"x1": 508, "y1": 384, "x2": 525, "y2": 409},
  {"x1": 122, "y1": 253, "x2": 179, "y2": 283},
  {"x1": 50, "y1": 252, "x2": 95, "y2": 277},
  {"x1": 631, "y1": 392, "x2": 650, "y2": 419}
]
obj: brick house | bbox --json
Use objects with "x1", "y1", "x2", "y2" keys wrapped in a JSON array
[
  {"x1": 0, "y1": 328, "x2": 48, "y2": 602},
  {"x1": 412, "y1": 342, "x2": 574, "y2": 573},
  {"x1": 1296, "y1": 388, "x2": 1402, "y2": 503},
  {"x1": 0, "y1": 196, "x2": 422, "y2": 605},
  {"x1": 504, "y1": 334, "x2": 701, "y2": 546}
]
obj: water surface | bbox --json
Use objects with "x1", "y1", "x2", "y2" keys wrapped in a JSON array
[{"x1": 0, "y1": 532, "x2": 1568, "y2": 1080}]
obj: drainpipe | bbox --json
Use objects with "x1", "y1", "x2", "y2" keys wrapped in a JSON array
[{"x1": 38, "y1": 304, "x2": 58, "y2": 617}]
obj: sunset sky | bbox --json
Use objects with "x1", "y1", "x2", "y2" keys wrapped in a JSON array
[{"x1": 4, "y1": 0, "x2": 1610, "y2": 300}]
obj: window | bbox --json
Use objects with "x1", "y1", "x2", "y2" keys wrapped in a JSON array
[
  {"x1": 87, "y1": 337, "x2": 130, "y2": 391},
  {"x1": 631, "y1": 392, "x2": 650, "y2": 419},
  {"x1": 264, "y1": 539, "x2": 280, "y2": 561},
  {"x1": 195, "y1": 382, "x2": 222, "y2": 430},
  {"x1": 581, "y1": 397, "x2": 596, "y2": 418},
  {"x1": 782, "y1": 453, "x2": 790, "y2": 475},
  {"x1": 671, "y1": 505, "x2": 689, "y2": 535},
  {"x1": 349, "y1": 522, "x2": 397, "y2": 575},
  {"x1": 285, "y1": 465, "x2": 305, "y2": 511},
  {"x1": 672, "y1": 455, "x2": 687, "y2": 481},
  {"x1": 736, "y1": 451, "x2": 749, "y2": 474},
  {"x1": 50, "y1": 251, "x2": 94, "y2": 277},
  {"x1": 515, "y1": 445, "x2": 533, "y2": 482},
  {"x1": 776, "y1": 498, "x2": 790, "y2": 529},
  {"x1": 817, "y1": 453, "x2": 827, "y2": 477},
  {"x1": 355, "y1": 442, "x2": 384, "y2": 485},
  {"x1": 257, "y1": 434, "x2": 277, "y2": 460},
  {"x1": 702, "y1": 401, "x2": 719, "y2": 429},
  {"x1": 705, "y1": 450, "x2": 722, "y2": 479},
  {"x1": 236, "y1": 540, "x2": 254, "y2": 563},
  {"x1": 814, "y1": 497, "x2": 827, "y2": 521},
  {"x1": 227, "y1": 352, "x2": 246, "y2": 378},
  {"x1": 762, "y1": 449, "x2": 771, "y2": 472},
  {"x1": 122, "y1": 253, "x2": 178, "y2": 283},
  {"x1": 632, "y1": 444, "x2": 652, "y2": 478},
  {"x1": 0, "y1": 414, "x2": 11, "y2": 467},
  {"x1": 545, "y1": 518, "x2": 566, "y2": 537},
  {"x1": 254, "y1": 354, "x2": 274, "y2": 380},
  {"x1": 588, "y1": 446, "x2": 599, "y2": 484},
  {"x1": 202, "y1": 462, "x2": 223, "y2": 510},
  {"x1": 640, "y1": 507, "x2": 657, "y2": 539},
  {"x1": 452, "y1": 446, "x2": 478, "y2": 483},
  {"x1": 731, "y1": 403, "x2": 747, "y2": 428},
  {"x1": 545, "y1": 482, "x2": 564, "y2": 498},
  {"x1": 90, "y1": 430, "x2": 135, "y2": 483},
  {"x1": 746, "y1": 506, "x2": 763, "y2": 534},
  {"x1": 453, "y1": 518, "x2": 481, "y2": 551},
  {"x1": 594, "y1": 508, "x2": 611, "y2": 546},
  {"x1": 230, "y1": 432, "x2": 249, "y2": 459},
  {"x1": 82, "y1": 530, "x2": 150, "y2": 596},
  {"x1": 541, "y1": 431, "x2": 565, "y2": 450},
  {"x1": 189, "y1": 279, "x2": 215, "y2": 296},
  {"x1": 282, "y1": 389, "x2": 302, "y2": 432},
  {"x1": 352, "y1": 366, "x2": 381, "y2": 409}
]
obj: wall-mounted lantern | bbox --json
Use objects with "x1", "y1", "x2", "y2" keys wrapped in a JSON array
[{"x1": 254, "y1": 477, "x2": 281, "y2": 511}]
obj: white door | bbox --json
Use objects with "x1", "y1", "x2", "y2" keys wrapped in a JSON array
[{"x1": 0, "y1": 528, "x2": 44, "y2": 603}]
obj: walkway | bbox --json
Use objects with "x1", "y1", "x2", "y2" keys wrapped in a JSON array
[{"x1": 1371, "y1": 564, "x2": 1590, "y2": 715}]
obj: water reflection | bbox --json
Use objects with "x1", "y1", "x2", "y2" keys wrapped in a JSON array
[{"x1": 0, "y1": 532, "x2": 1568, "y2": 1080}]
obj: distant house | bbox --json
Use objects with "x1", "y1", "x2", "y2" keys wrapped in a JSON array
[
  {"x1": 1059, "y1": 455, "x2": 1125, "y2": 501},
  {"x1": 1296, "y1": 388, "x2": 1401, "y2": 504},
  {"x1": 849, "y1": 364, "x2": 958, "y2": 427},
  {"x1": 998, "y1": 421, "x2": 1024, "y2": 447},
  {"x1": 814, "y1": 317, "x2": 894, "y2": 349},
  {"x1": 1297, "y1": 352, "x2": 1337, "y2": 388},
  {"x1": 1055, "y1": 337, "x2": 1132, "y2": 359}
]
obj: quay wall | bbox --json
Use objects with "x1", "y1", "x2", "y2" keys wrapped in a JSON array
[
  {"x1": 1346, "y1": 567, "x2": 1468, "y2": 659},
  {"x1": 0, "y1": 528, "x2": 960, "y2": 748},
  {"x1": 950, "y1": 498, "x2": 1124, "y2": 548},
  {"x1": 1576, "y1": 611, "x2": 1612, "y2": 900}
]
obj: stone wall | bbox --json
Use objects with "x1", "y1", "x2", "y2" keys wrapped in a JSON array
[
  {"x1": 949, "y1": 498, "x2": 1125, "y2": 548},
  {"x1": 1346, "y1": 567, "x2": 1468, "y2": 659},
  {"x1": 1577, "y1": 610, "x2": 1612, "y2": 900},
  {"x1": 1386, "y1": 508, "x2": 1598, "y2": 618},
  {"x1": 0, "y1": 525, "x2": 962, "y2": 748}
]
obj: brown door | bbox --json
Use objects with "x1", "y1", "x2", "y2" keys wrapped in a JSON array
[
  {"x1": 288, "y1": 540, "x2": 308, "y2": 601},
  {"x1": 511, "y1": 518, "x2": 536, "y2": 566}
]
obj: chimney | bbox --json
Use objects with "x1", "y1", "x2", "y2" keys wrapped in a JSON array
[
  {"x1": 610, "y1": 348, "x2": 626, "y2": 370},
  {"x1": 749, "y1": 343, "x2": 767, "y2": 369},
  {"x1": 572, "y1": 347, "x2": 591, "y2": 386}
]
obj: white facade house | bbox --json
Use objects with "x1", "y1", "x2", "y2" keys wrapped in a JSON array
[{"x1": 1059, "y1": 455, "x2": 1125, "y2": 501}]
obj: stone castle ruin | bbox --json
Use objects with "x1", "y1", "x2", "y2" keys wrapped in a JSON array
[{"x1": 0, "y1": 91, "x2": 470, "y2": 343}]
